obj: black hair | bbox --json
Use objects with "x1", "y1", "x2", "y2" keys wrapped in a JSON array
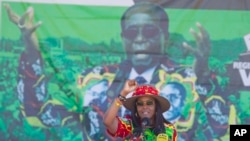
[
  {"x1": 120, "y1": 2, "x2": 169, "y2": 39},
  {"x1": 130, "y1": 98, "x2": 171, "y2": 137}
]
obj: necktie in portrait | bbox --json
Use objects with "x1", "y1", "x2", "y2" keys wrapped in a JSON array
[{"x1": 135, "y1": 76, "x2": 147, "y2": 85}]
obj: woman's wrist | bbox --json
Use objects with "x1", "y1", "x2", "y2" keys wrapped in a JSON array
[
  {"x1": 117, "y1": 94, "x2": 126, "y2": 102},
  {"x1": 115, "y1": 98, "x2": 122, "y2": 107},
  {"x1": 120, "y1": 90, "x2": 127, "y2": 97}
]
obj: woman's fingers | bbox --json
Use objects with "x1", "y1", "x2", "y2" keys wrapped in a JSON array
[{"x1": 128, "y1": 79, "x2": 136, "y2": 86}]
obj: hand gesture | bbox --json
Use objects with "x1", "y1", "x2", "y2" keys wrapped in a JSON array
[
  {"x1": 4, "y1": 4, "x2": 42, "y2": 55},
  {"x1": 4, "y1": 4, "x2": 42, "y2": 36},
  {"x1": 183, "y1": 22, "x2": 211, "y2": 82},
  {"x1": 120, "y1": 80, "x2": 138, "y2": 96}
]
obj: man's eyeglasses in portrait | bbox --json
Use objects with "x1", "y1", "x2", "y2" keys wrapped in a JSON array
[{"x1": 122, "y1": 25, "x2": 161, "y2": 40}]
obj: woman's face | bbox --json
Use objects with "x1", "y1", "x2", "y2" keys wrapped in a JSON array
[
  {"x1": 136, "y1": 96, "x2": 156, "y2": 120},
  {"x1": 122, "y1": 13, "x2": 166, "y2": 67}
]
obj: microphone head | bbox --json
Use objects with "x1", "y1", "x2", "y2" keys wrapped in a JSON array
[{"x1": 141, "y1": 117, "x2": 150, "y2": 127}]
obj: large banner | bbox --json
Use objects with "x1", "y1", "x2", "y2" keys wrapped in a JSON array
[{"x1": 1, "y1": 0, "x2": 250, "y2": 140}]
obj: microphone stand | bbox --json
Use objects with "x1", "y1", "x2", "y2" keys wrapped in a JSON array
[{"x1": 141, "y1": 125, "x2": 146, "y2": 141}]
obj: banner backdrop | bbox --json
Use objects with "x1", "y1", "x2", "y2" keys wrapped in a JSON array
[{"x1": 1, "y1": 0, "x2": 250, "y2": 141}]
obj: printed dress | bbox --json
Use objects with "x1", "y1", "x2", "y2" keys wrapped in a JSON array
[{"x1": 107, "y1": 116, "x2": 178, "y2": 141}]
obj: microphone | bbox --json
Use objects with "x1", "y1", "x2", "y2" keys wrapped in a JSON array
[
  {"x1": 141, "y1": 117, "x2": 150, "y2": 127},
  {"x1": 141, "y1": 117, "x2": 150, "y2": 140}
]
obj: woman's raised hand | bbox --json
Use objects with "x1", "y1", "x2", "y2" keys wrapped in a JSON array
[{"x1": 120, "y1": 79, "x2": 138, "y2": 96}]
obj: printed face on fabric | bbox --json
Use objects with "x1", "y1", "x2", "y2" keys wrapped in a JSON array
[
  {"x1": 160, "y1": 82, "x2": 186, "y2": 121},
  {"x1": 83, "y1": 80, "x2": 109, "y2": 107},
  {"x1": 121, "y1": 3, "x2": 168, "y2": 68}
]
